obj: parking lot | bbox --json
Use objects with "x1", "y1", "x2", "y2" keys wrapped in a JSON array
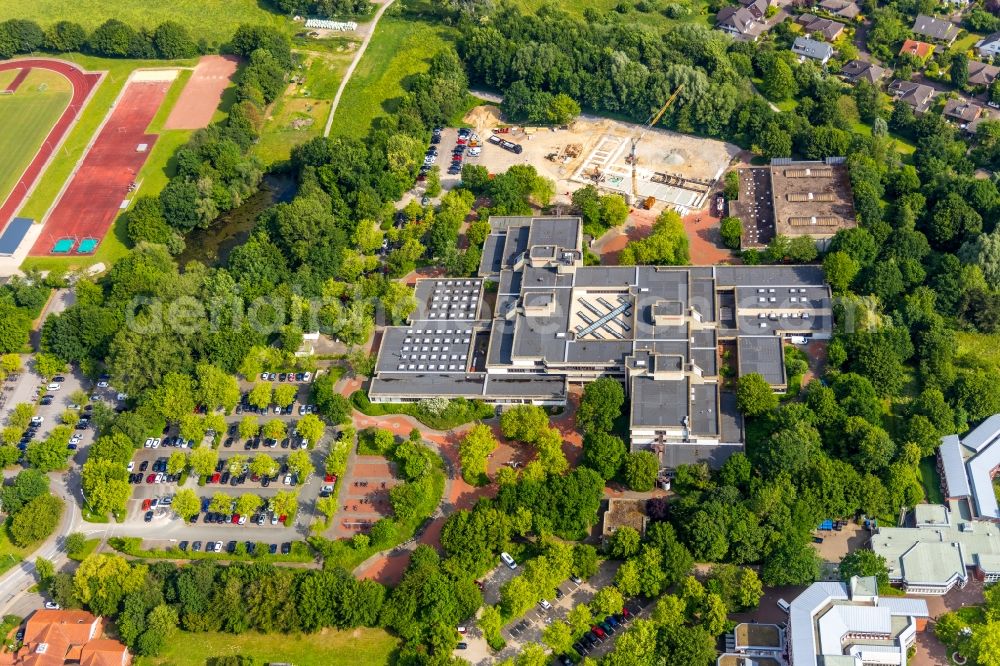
[
  {"x1": 118, "y1": 375, "x2": 334, "y2": 547},
  {"x1": 462, "y1": 560, "x2": 629, "y2": 664},
  {"x1": 413, "y1": 127, "x2": 487, "y2": 203}
]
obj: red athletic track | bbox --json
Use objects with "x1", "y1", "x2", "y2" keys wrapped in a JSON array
[
  {"x1": 31, "y1": 79, "x2": 170, "y2": 256},
  {"x1": 4, "y1": 66, "x2": 31, "y2": 93},
  {"x1": 0, "y1": 59, "x2": 101, "y2": 234}
]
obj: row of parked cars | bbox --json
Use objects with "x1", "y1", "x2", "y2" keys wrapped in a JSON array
[
  {"x1": 569, "y1": 606, "x2": 634, "y2": 659},
  {"x1": 178, "y1": 539, "x2": 293, "y2": 555},
  {"x1": 127, "y1": 458, "x2": 179, "y2": 484},
  {"x1": 259, "y1": 371, "x2": 311, "y2": 383}
]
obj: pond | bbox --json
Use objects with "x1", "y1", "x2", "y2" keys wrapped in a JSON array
[{"x1": 177, "y1": 173, "x2": 296, "y2": 268}]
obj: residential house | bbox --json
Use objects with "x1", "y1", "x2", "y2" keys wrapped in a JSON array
[
  {"x1": 888, "y1": 79, "x2": 937, "y2": 113},
  {"x1": 0, "y1": 610, "x2": 132, "y2": 666},
  {"x1": 912, "y1": 14, "x2": 959, "y2": 45},
  {"x1": 943, "y1": 99, "x2": 983, "y2": 128},
  {"x1": 817, "y1": 0, "x2": 861, "y2": 19},
  {"x1": 968, "y1": 60, "x2": 1000, "y2": 87},
  {"x1": 899, "y1": 39, "x2": 934, "y2": 60},
  {"x1": 716, "y1": 6, "x2": 766, "y2": 40},
  {"x1": 796, "y1": 14, "x2": 846, "y2": 41},
  {"x1": 792, "y1": 36, "x2": 834, "y2": 63},
  {"x1": 840, "y1": 59, "x2": 888, "y2": 84},
  {"x1": 738, "y1": 0, "x2": 772, "y2": 20},
  {"x1": 976, "y1": 31, "x2": 1000, "y2": 58}
]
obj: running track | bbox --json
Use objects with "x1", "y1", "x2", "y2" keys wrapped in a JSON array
[
  {"x1": 0, "y1": 59, "x2": 101, "y2": 233},
  {"x1": 31, "y1": 79, "x2": 170, "y2": 255}
]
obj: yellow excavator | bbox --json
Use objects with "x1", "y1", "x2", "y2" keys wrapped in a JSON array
[{"x1": 629, "y1": 85, "x2": 683, "y2": 207}]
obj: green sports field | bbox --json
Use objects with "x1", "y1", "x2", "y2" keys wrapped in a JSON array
[
  {"x1": 0, "y1": 0, "x2": 291, "y2": 47},
  {"x1": 0, "y1": 68, "x2": 72, "y2": 216}
]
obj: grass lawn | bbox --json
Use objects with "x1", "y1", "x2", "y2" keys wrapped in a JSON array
[
  {"x1": 951, "y1": 31, "x2": 983, "y2": 54},
  {"x1": 920, "y1": 456, "x2": 944, "y2": 505},
  {"x1": 255, "y1": 44, "x2": 354, "y2": 166},
  {"x1": 0, "y1": 69, "x2": 72, "y2": 211},
  {"x1": 956, "y1": 330, "x2": 1000, "y2": 369},
  {"x1": 16, "y1": 53, "x2": 198, "y2": 273},
  {"x1": 67, "y1": 538, "x2": 100, "y2": 562},
  {"x1": 0, "y1": 1, "x2": 292, "y2": 48},
  {"x1": 508, "y1": 0, "x2": 714, "y2": 28},
  {"x1": 135, "y1": 628, "x2": 398, "y2": 666},
  {"x1": 330, "y1": 17, "x2": 459, "y2": 138},
  {"x1": 0, "y1": 523, "x2": 34, "y2": 578}
]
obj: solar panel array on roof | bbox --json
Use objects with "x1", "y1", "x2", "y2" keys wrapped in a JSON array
[
  {"x1": 787, "y1": 216, "x2": 841, "y2": 226},
  {"x1": 0, "y1": 217, "x2": 32, "y2": 256},
  {"x1": 786, "y1": 193, "x2": 836, "y2": 202},
  {"x1": 784, "y1": 167, "x2": 833, "y2": 177},
  {"x1": 427, "y1": 281, "x2": 479, "y2": 319},
  {"x1": 393, "y1": 327, "x2": 473, "y2": 372}
]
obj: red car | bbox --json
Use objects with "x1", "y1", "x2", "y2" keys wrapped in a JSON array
[
  {"x1": 231, "y1": 514, "x2": 240, "y2": 524},
  {"x1": 141, "y1": 498, "x2": 152, "y2": 511},
  {"x1": 278, "y1": 514, "x2": 287, "y2": 523},
  {"x1": 591, "y1": 626, "x2": 606, "y2": 639},
  {"x1": 324, "y1": 474, "x2": 336, "y2": 483},
  {"x1": 621, "y1": 607, "x2": 632, "y2": 619},
  {"x1": 210, "y1": 472, "x2": 221, "y2": 484},
  {"x1": 146, "y1": 474, "x2": 156, "y2": 483}
]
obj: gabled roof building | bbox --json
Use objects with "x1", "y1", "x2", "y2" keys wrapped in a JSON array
[
  {"x1": 786, "y1": 576, "x2": 929, "y2": 666},
  {"x1": 716, "y1": 6, "x2": 767, "y2": 40},
  {"x1": 888, "y1": 79, "x2": 937, "y2": 113},
  {"x1": 912, "y1": 14, "x2": 959, "y2": 44},
  {"x1": 0, "y1": 610, "x2": 131, "y2": 666},
  {"x1": 840, "y1": 59, "x2": 888, "y2": 84},
  {"x1": 792, "y1": 36, "x2": 835, "y2": 63},
  {"x1": 937, "y1": 414, "x2": 1000, "y2": 521},
  {"x1": 871, "y1": 502, "x2": 1000, "y2": 595},
  {"x1": 968, "y1": 60, "x2": 1000, "y2": 86}
]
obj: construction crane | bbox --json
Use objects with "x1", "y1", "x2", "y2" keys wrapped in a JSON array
[{"x1": 629, "y1": 85, "x2": 683, "y2": 206}]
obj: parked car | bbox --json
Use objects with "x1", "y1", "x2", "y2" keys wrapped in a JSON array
[{"x1": 144, "y1": 511, "x2": 153, "y2": 522}]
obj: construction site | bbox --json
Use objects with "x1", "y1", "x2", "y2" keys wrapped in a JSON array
[{"x1": 463, "y1": 105, "x2": 739, "y2": 215}]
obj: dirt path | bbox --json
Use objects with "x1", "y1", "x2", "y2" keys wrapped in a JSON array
[{"x1": 322, "y1": 0, "x2": 396, "y2": 137}]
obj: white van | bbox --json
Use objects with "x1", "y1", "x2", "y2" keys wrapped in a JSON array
[{"x1": 500, "y1": 552, "x2": 517, "y2": 570}]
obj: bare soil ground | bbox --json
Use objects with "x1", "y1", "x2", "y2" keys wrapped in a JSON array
[{"x1": 464, "y1": 106, "x2": 739, "y2": 213}]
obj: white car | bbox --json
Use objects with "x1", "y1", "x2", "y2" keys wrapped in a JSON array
[
  {"x1": 238, "y1": 515, "x2": 247, "y2": 525},
  {"x1": 303, "y1": 372, "x2": 312, "y2": 382},
  {"x1": 271, "y1": 513, "x2": 279, "y2": 525},
  {"x1": 127, "y1": 461, "x2": 135, "y2": 471},
  {"x1": 69, "y1": 435, "x2": 81, "y2": 444},
  {"x1": 151, "y1": 438, "x2": 160, "y2": 448},
  {"x1": 283, "y1": 474, "x2": 292, "y2": 485},
  {"x1": 161, "y1": 495, "x2": 173, "y2": 506},
  {"x1": 68, "y1": 404, "x2": 81, "y2": 410},
  {"x1": 44, "y1": 602, "x2": 60, "y2": 610},
  {"x1": 468, "y1": 147, "x2": 482, "y2": 157},
  {"x1": 320, "y1": 485, "x2": 334, "y2": 494},
  {"x1": 46, "y1": 383, "x2": 60, "y2": 391},
  {"x1": 144, "y1": 438, "x2": 154, "y2": 448},
  {"x1": 30, "y1": 416, "x2": 43, "y2": 426},
  {"x1": 154, "y1": 473, "x2": 164, "y2": 483},
  {"x1": 214, "y1": 540, "x2": 223, "y2": 552},
  {"x1": 539, "y1": 600, "x2": 552, "y2": 611},
  {"x1": 97, "y1": 380, "x2": 108, "y2": 388}
]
